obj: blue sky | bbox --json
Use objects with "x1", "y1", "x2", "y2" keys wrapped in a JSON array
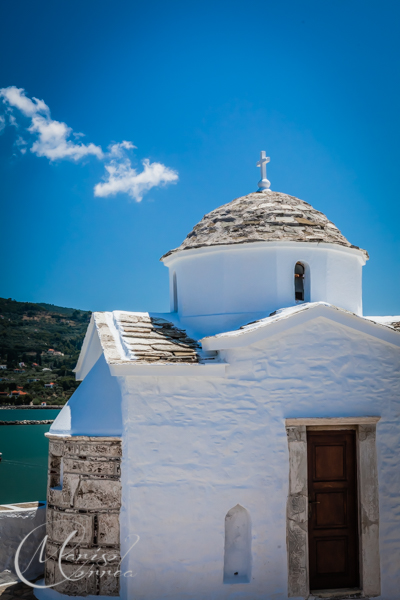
[{"x1": 0, "y1": 0, "x2": 399, "y2": 316}]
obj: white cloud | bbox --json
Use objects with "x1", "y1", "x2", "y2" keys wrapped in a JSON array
[
  {"x1": 0, "y1": 86, "x2": 103, "y2": 161},
  {"x1": 108, "y1": 140, "x2": 136, "y2": 158},
  {"x1": 0, "y1": 86, "x2": 49, "y2": 117},
  {"x1": 94, "y1": 157, "x2": 178, "y2": 202},
  {"x1": 15, "y1": 136, "x2": 27, "y2": 154},
  {"x1": 0, "y1": 86, "x2": 179, "y2": 201},
  {"x1": 29, "y1": 115, "x2": 103, "y2": 161}
]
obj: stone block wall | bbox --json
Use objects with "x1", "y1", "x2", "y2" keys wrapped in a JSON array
[{"x1": 45, "y1": 435, "x2": 122, "y2": 597}]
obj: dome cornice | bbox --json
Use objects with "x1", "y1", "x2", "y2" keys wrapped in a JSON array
[{"x1": 162, "y1": 240, "x2": 368, "y2": 266}]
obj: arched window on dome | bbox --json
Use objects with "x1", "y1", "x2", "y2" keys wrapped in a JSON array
[
  {"x1": 172, "y1": 272, "x2": 178, "y2": 312},
  {"x1": 295, "y1": 262, "x2": 306, "y2": 302}
]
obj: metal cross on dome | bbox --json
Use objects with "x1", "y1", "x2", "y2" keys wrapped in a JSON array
[{"x1": 256, "y1": 151, "x2": 271, "y2": 192}]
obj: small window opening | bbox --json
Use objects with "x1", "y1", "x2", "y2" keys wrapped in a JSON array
[
  {"x1": 295, "y1": 262, "x2": 305, "y2": 301},
  {"x1": 49, "y1": 453, "x2": 63, "y2": 490},
  {"x1": 172, "y1": 272, "x2": 178, "y2": 312}
]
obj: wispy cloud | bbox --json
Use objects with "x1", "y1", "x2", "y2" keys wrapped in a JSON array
[
  {"x1": 94, "y1": 155, "x2": 178, "y2": 202},
  {"x1": 0, "y1": 86, "x2": 178, "y2": 201},
  {"x1": 15, "y1": 135, "x2": 28, "y2": 154},
  {"x1": 0, "y1": 86, "x2": 49, "y2": 117},
  {"x1": 29, "y1": 115, "x2": 103, "y2": 161},
  {"x1": 0, "y1": 87, "x2": 103, "y2": 161}
]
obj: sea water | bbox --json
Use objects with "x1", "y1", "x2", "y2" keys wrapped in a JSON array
[
  {"x1": 0, "y1": 409, "x2": 61, "y2": 421},
  {"x1": 0, "y1": 409, "x2": 61, "y2": 504}
]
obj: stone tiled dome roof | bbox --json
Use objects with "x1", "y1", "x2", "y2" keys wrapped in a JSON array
[{"x1": 162, "y1": 191, "x2": 368, "y2": 260}]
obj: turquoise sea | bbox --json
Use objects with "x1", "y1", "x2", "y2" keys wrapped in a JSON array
[
  {"x1": 0, "y1": 409, "x2": 61, "y2": 421},
  {"x1": 0, "y1": 408, "x2": 60, "y2": 422},
  {"x1": 0, "y1": 409, "x2": 61, "y2": 504}
]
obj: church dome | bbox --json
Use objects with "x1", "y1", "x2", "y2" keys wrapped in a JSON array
[
  {"x1": 162, "y1": 191, "x2": 368, "y2": 260},
  {"x1": 161, "y1": 153, "x2": 369, "y2": 336}
]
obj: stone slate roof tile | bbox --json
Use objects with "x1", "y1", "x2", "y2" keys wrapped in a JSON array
[
  {"x1": 364, "y1": 316, "x2": 400, "y2": 331},
  {"x1": 116, "y1": 313, "x2": 202, "y2": 364},
  {"x1": 161, "y1": 191, "x2": 368, "y2": 260},
  {"x1": 93, "y1": 312, "x2": 220, "y2": 366}
]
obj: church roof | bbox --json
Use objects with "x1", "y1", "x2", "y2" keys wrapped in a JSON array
[
  {"x1": 161, "y1": 191, "x2": 368, "y2": 260},
  {"x1": 75, "y1": 305, "x2": 400, "y2": 381},
  {"x1": 111, "y1": 312, "x2": 202, "y2": 363},
  {"x1": 200, "y1": 303, "x2": 400, "y2": 351},
  {"x1": 364, "y1": 315, "x2": 400, "y2": 330},
  {"x1": 74, "y1": 311, "x2": 222, "y2": 380}
]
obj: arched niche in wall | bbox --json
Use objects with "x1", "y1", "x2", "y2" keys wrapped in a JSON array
[
  {"x1": 223, "y1": 504, "x2": 251, "y2": 584},
  {"x1": 294, "y1": 261, "x2": 311, "y2": 303}
]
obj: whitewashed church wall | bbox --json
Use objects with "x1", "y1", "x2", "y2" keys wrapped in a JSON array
[
  {"x1": 119, "y1": 319, "x2": 399, "y2": 600},
  {"x1": 49, "y1": 355, "x2": 123, "y2": 438},
  {"x1": 324, "y1": 247, "x2": 363, "y2": 314},
  {"x1": 0, "y1": 502, "x2": 46, "y2": 585},
  {"x1": 168, "y1": 243, "x2": 364, "y2": 337}
]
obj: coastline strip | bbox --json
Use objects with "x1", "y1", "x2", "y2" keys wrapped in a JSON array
[{"x1": 0, "y1": 420, "x2": 54, "y2": 425}]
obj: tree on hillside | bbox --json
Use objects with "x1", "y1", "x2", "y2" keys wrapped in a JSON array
[{"x1": 7, "y1": 349, "x2": 18, "y2": 366}]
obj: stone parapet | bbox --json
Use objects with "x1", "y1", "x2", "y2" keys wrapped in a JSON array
[{"x1": 44, "y1": 435, "x2": 122, "y2": 597}]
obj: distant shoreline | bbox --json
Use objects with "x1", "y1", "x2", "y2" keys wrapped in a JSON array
[
  {"x1": 0, "y1": 420, "x2": 54, "y2": 425},
  {"x1": 0, "y1": 405, "x2": 62, "y2": 409}
]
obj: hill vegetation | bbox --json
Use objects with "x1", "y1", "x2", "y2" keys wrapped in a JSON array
[{"x1": 0, "y1": 297, "x2": 91, "y2": 405}]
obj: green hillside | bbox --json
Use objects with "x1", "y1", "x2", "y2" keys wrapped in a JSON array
[{"x1": 0, "y1": 297, "x2": 91, "y2": 405}]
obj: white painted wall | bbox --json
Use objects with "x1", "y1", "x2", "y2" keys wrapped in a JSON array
[
  {"x1": 0, "y1": 503, "x2": 46, "y2": 585},
  {"x1": 119, "y1": 319, "x2": 399, "y2": 600},
  {"x1": 50, "y1": 355, "x2": 122, "y2": 437},
  {"x1": 164, "y1": 242, "x2": 365, "y2": 337}
]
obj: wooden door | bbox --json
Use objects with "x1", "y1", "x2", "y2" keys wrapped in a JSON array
[{"x1": 307, "y1": 430, "x2": 359, "y2": 591}]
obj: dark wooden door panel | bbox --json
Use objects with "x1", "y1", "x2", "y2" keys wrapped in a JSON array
[
  {"x1": 316, "y1": 538, "x2": 348, "y2": 574},
  {"x1": 308, "y1": 431, "x2": 359, "y2": 591},
  {"x1": 315, "y1": 444, "x2": 346, "y2": 480},
  {"x1": 315, "y1": 491, "x2": 346, "y2": 528}
]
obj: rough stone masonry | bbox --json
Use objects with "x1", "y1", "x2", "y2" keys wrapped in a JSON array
[{"x1": 45, "y1": 435, "x2": 121, "y2": 597}]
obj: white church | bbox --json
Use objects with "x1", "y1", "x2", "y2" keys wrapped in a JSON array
[{"x1": 39, "y1": 154, "x2": 400, "y2": 600}]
